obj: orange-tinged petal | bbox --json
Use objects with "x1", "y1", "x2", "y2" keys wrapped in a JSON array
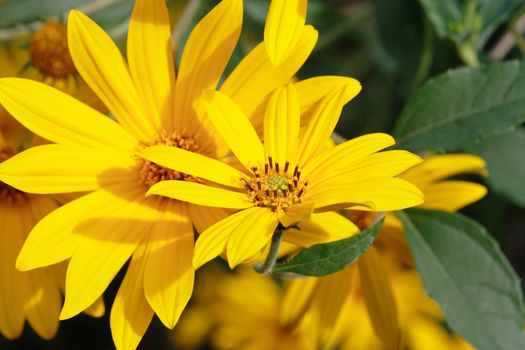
[
  {"x1": 357, "y1": 246, "x2": 401, "y2": 349},
  {"x1": 111, "y1": 243, "x2": 154, "y2": 350},
  {"x1": 24, "y1": 269, "x2": 61, "y2": 340},
  {"x1": 221, "y1": 25, "x2": 318, "y2": 118},
  {"x1": 296, "y1": 80, "x2": 362, "y2": 165},
  {"x1": 263, "y1": 84, "x2": 300, "y2": 172},
  {"x1": 0, "y1": 78, "x2": 135, "y2": 151},
  {"x1": 147, "y1": 180, "x2": 251, "y2": 209},
  {"x1": 60, "y1": 195, "x2": 158, "y2": 319},
  {"x1": 139, "y1": 145, "x2": 246, "y2": 189},
  {"x1": 174, "y1": 0, "x2": 242, "y2": 134},
  {"x1": 68, "y1": 10, "x2": 156, "y2": 141},
  {"x1": 0, "y1": 204, "x2": 26, "y2": 339},
  {"x1": 193, "y1": 207, "x2": 268, "y2": 269},
  {"x1": 0, "y1": 144, "x2": 134, "y2": 194},
  {"x1": 419, "y1": 180, "x2": 487, "y2": 212},
  {"x1": 226, "y1": 208, "x2": 278, "y2": 268},
  {"x1": 264, "y1": 0, "x2": 307, "y2": 66},
  {"x1": 144, "y1": 202, "x2": 194, "y2": 328},
  {"x1": 198, "y1": 90, "x2": 264, "y2": 170},
  {"x1": 16, "y1": 183, "x2": 141, "y2": 271},
  {"x1": 128, "y1": 0, "x2": 176, "y2": 131},
  {"x1": 188, "y1": 204, "x2": 230, "y2": 234}
]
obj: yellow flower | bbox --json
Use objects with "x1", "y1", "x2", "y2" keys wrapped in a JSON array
[
  {"x1": 0, "y1": 0, "x2": 319, "y2": 348},
  {"x1": 283, "y1": 154, "x2": 486, "y2": 349},
  {"x1": 142, "y1": 82, "x2": 424, "y2": 269},
  {"x1": 173, "y1": 266, "x2": 314, "y2": 350},
  {"x1": 0, "y1": 41, "x2": 105, "y2": 341}
]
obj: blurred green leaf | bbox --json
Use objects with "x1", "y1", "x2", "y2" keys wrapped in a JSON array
[
  {"x1": 393, "y1": 60, "x2": 525, "y2": 152},
  {"x1": 0, "y1": 0, "x2": 91, "y2": 27},
  {"x1": 478, "y1": 0, "x2": 522, "y2": 41},
  {"x1": 467, "y1": 128, "x2": 525, "y2": 208},
  {"x1": 418, "y1": 0, "x2": 461, "y2": 38},
  {"x1": 398, "y1": 209, "x2": 525, "y2": 350},
  {"x1": 273, "y1": 218, "x2": 383, "y2": 276}
]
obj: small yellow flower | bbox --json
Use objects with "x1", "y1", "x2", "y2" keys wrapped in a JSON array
[
  {"x1": 283, "y1": 154, "x2": 486, "y2": 349},
  {"x1": 142, "y1": 82, "x2": 424, "y2": 269},
  {"x1": 0, "y1": 0, "x2": 321, "y2": 348}
]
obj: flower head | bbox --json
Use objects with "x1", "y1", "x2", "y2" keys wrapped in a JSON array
[
  {"x1": 0, "y1": 0, "x2": 320, "y2": 348},
  {"x1": 142, "y1": 82, "x2": 424, "y2": 269}
]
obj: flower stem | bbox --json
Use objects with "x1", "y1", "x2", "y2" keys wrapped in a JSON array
[{"x1": 254, "y1": 225, "x2": 284, "y2": 275}]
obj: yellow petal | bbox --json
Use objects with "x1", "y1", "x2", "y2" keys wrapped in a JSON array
[
  {"x1": 302, "y1": 133, "x2": 396, "y2": 179},
  {"x1": 0, "y1": 204, "x2": 26, "y2": 339},
  {"x1": 263, "y1": 84, "x2": 300, "y2": 172},
  {"x1": 226, "y1": 208, "x2": 278, "y2": 268},
  {"x1": 174, "y1": 0, "x2": 242, "y2": 134},
  {"x1": 283, "y1": 211, "x2": 359, "y2": 247},
  {"x1": 307, "y1": 177, "x2": 424, "y2": 212},
  {"x1": 187, "y1": 204, "x2": 230, "y2": 234},
  {"x1": 68, "y1": 10, "x2": 156, "y2": 141},
  {"x1": 198, "y1": 90, "x2": 264, "y2": 170},
  {"x1": 401, "y1": 154, "x2": 487, "y2": 189},
  {"x1": 16, "y1": 184, "x2": 140, "y2": 271},
  {"x1": 24, "y1": 269, "x2": 61, "y2": 340},
  {"x1": 60, "y1": 196, "x2": 155, "y2": 319},
  {"x1": 110, "y1": 243, "x2": 154, "y2": 350},
  {"x1": 310, "y1": 150, "x2": 423, "y2": 191},
  {"x1": 264, "y1": 0, "x2": 307, "y2": 66},
  {"x1": 0, "y1": 78, "x2": 135, "y2": 151},
  {"x1": 312, "y1": 268, "x2": 353, "y2": 345},
  {"x1": 419, "y1": 180, "x2": 487, "y2": 212},
  {"x1": 221, "y1": 25, "x2": 318, "y2": 118},
  {"x1": 0, "y1": 144, "x2": 134, "y2": 194},
  {"x1": 277, "y1": 202, "x2": 313, "y2": 228},
  {"x1": 193, "y1": 207, "x2": 268, "y2": 269},
  {"x1": 147, "y1": 180, "x2": 251, "y2": 209},
  {"x1": 139, "y1": 145, "x2": 246, "y2": 189},
  {"x1": 357, "y1": 246, "x2": 402, "y2": 349},
  {"x1": 128, "y1": 0, "x2": 176, "y2": 131},
  {"x1": 84, "y1": 297, "x2": 106, "y2": 318},
  {"x1": 296, "y1": 76, "x2": 359, "y2": 115},
  {"x1": 144, "y1": 202, "x2": 194, "y2": 328},
  {"x1": 296, "y1": 79, "x2": 362, "y2": 165},
  {"x1": 280, "y1": 277, "x2": 317, "y2": 327}
]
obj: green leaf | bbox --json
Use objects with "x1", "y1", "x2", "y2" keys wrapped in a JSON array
[
  {"x1": 398, "y1": 209, "x2": 525, "y2": 350},
  {"x1": 467, "y1": 128, "x2": 525, "y2": 207},
  {"x1": 417, "y1": 0, "x2": 461, "y2": 38},
  {"x1": 478, "y1": 0, "x2": 522, "y2": 42},
  {"x1": 273, "y1": 218, "x2": 383, "y2": 276},
  {"x1": 393, "y1": 60, "x2": 525, "y2": 152}
]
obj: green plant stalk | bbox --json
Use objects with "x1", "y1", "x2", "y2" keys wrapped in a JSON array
[{"x1": 254, "y1": 225, "x2": 284, "y2": 275}]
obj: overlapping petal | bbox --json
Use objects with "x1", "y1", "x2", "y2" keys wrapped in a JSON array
[
  {"x1": 0, "y1": 78, "x2": 135, "y2": 151},
  {"x1": 68, "y1": 10, "x2": 156, "y2": 141}
]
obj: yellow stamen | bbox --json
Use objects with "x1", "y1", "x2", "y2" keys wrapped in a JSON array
[
  {"x1": 0, "y1": 147, "x2": 26, "y2": 204},
  {"x1": 138, "y1": 131, "x2": 201, "y2": 188},
  {"x1": 243, "y1": 157, "x2": 308, "y2": 211},
  {"x1": 29, "y1": 21, "x2": 77, "y2": 79}
]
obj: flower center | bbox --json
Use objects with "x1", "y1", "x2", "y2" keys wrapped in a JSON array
[
  {"x1": 29, "y1": 21, "x2": 77, "y2": 79},
  {"x1": 138, "y1": 131, "x2": 200, "y2": 188},
  {"x1": 0, "y1": 147, "x2": 26, "y2": 204},
  {"x1": 242, "y1": 157, "x2": 308, "y2": 211}
]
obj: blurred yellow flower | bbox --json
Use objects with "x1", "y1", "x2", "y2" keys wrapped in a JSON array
[
  {"x1": 0, "y1": 0, "x2": 319, "y2": 348},
  {"x1": 0, "y1": 37, "x2": 105, "y2": 342},
  {"x1": 142, "y1": 82, "x2": 423, "y2": 269},
  {"x1": 283, "y1": 153, "x2": 487, "y2": 349},
  {"x1": 173, "y1": 266, "x2": 314, "y2": 350}
]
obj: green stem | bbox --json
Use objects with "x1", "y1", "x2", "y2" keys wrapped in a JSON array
[
  {"x1": 254, "y1": 225, "x2": 284, "y2": 275},
  {"x1": 510, "y1": 7, "x2": 525, "y2": 55},
  {"x1": 457, "y1": 41, "x2": 479, "y2": 67},
  {"x1": 410, "y1": 15, "x2": 434, "y2": 93}
]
